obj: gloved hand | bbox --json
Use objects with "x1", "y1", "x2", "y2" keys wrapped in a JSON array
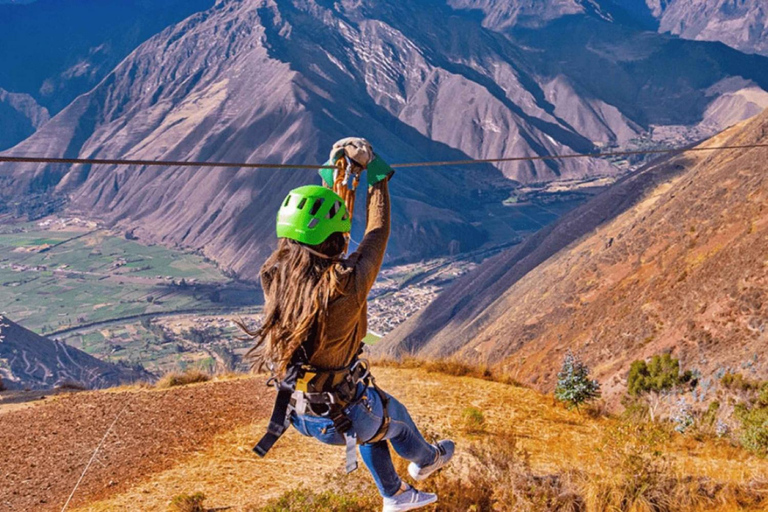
[{"x1": 319, "y1": 137, "x2": 394, "y2": 187}]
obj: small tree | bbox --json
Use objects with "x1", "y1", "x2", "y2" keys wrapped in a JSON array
[
  {"x1": 627, "y1": 353, "x2": 694, "y2": 396},
  {"x1": 555, "y1": 350, "x2": 601, "y2": 410}
]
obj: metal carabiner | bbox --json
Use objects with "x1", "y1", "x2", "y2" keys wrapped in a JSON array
[{"x1": 350, "y1": 358, "x2": 371, "y2": 382}]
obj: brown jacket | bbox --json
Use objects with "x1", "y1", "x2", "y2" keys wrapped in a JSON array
[{"x1": 307, "y1": 180, "x2": 390, "y2": 370}]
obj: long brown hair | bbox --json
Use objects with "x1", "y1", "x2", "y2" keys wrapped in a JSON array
[{"x1": 238, "y1": 233, "x2": 348, "y2": 377}]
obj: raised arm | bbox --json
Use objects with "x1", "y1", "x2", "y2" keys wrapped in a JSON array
[
  {"x1": 349, "y1": 179, "x2": 390, "y2": 297},
  {"x1": 317, "y1": 138, "x2": 395, "y2": 300}
]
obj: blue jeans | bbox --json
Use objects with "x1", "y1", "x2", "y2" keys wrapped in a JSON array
[{"x1": 291, "y1": 386, "x2": 438, "y2": 497}]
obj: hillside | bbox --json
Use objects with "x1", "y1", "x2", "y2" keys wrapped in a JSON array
[
  {"x1": 380, "y1": 109, "x2": 768, "y2": 398},
  {"x1": 0, "y1": 315, "x2": 150, "y2": 390},
  {"x1": 4, "y1": 0, "x2": 768, "y2": 278},
  {"x1": 1, "y1": 367, "x2": 766, "y2": 511},
  {"x1": 650, "y1": 0, "x2": 768, "y2": 57},
  {"x1": 0, "y1": 0, "x2": 215, "y2": 114}
]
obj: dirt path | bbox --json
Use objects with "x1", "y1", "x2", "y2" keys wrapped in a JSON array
[{"x1": 0, "y1": 377, "x2": 271, "y2": 511}]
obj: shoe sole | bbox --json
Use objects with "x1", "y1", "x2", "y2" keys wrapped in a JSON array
[
  {"x1": 382, "y1": 494, "x2": 438, "y2": 512},
  {"x1": 408, "y1": 460, "x2": 447, "y2": 482}
]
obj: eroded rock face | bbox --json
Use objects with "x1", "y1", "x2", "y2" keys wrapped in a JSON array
[{"x1": 0, "y1": 315, "x2": 151, "y2": 390}]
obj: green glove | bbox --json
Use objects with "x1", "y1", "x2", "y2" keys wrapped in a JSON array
[
  {"x1": 367, "y1": 155, "x2": 395, "y2": 186},
  {"x1": 318, "y1": 157, "x2": 336, "y2": 188}
]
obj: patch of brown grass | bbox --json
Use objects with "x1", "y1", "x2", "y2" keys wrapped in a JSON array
[
  {"x1": 373, "y1": 357, "x2": 523, "y2": 386},
  {"x1": 156, "y1": 370, "x2": 211, "y2": 389},
  {"x1": 169, "y1": 492, "x2": 206, "y2": 512}
]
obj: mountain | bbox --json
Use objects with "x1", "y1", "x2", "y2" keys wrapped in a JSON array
[
  {"x1": 379, "y1": 109, "x2": 768, "y2": 398},
  {"x1": 0, "y1": 0, "x2": 214, "y2": 150},
  {"x1": 3, "y1": 0, "x2": 768, "y2": 277},
  {"x1": 0, "y1": 88, "x2": 49, "y2": 151},
  {"x1": 0, "y1": 0, "x2": 215, "y2": 113},
  {"x1": 609, "y1": 0, "x2": 768, "y2": 57},
  {"x1": 0, "y1": 315, "x2": 151, "y2": 390}
]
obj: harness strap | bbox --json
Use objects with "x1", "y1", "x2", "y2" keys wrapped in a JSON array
[
  {"x1": 365, "y1": 377, "x2": 391, "y2": 445},
  {"x1": 253, "y1": 366, "x2": 302, "y2": 458},
  {"x1": 253, "y1": 385, "x2": 293, "y2": 457}
]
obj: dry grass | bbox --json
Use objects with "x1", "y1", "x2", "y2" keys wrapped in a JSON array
[
  {"x1": 373, "y1": 357, "x2": 524, "y2": 386},
  {"x1": 155, "y1": 370, "x2": 212, "y2": 389},
  {"x1": 74, "y1": 368, "x2": 768, "y2": 512},
  {"x1": 169, "y1": 492, "x2": 207, "y2": 512}
]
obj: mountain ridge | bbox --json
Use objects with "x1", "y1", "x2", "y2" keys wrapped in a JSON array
[
  {"x1": 0, "y1": 315, "x2": 151, "y2": 390},
  {"x1": 379, "y1": 109, "x2": 768, "y2": 399},
  {"x1": 4, "y1": 0, "x2": 768, "y2": 277}
]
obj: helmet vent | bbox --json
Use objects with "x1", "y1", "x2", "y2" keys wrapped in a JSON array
[
  {"x1": 307, "y1": 218, "x2": 320, "y2": 229},
  {"x1": 297, "y1": 198, "x2": 307, "y2": 210},
  {"x1": 284, "y1": 195, "x2": 291, "y2": 207},
  {"x1": 310, "y1": 198, "x2": 324, "y2": 216},
  {"x1": 327, "y1": 200, "x2": 341, "y2": 219}
]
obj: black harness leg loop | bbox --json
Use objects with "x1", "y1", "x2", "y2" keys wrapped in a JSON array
[
  {"x1": 254, "y1": 385, "x2": 293, "y2": 457},
  {"x1": 254, "y1": 366, "x2": 302, "y2": 457}
]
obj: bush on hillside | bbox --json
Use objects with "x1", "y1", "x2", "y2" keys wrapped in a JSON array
[
  {"x1": 554, "y1": 351, "x2": 601, "y2": 410},
  {"x1": 461, "y1": 407, "x2": 486, "y2": 435},
  {"x1": 156, "y1": 370, "x2": 211, "y2": 389},
  {"x1": 627, "y1": 353, "x2": 694, "y2": 396},
  {"x1": 720, "y1": 372, "x2": 761, "y2": 392},
  {"x1": 169, "y1": 492, "x2": 206, "y2": 512},
  {"x1": 734, "y1": 392, "x2": 768, "y2": 457}
]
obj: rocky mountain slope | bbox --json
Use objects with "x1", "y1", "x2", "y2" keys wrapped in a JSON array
[
  {"x1": 652, "y1": 0, "x2": 768, "y2": 57},
  {"x1": 0, "y1": 88, "x2": 49, "y2": 151},
  {"x1": 379, "y1": 109, "x2": 768, "y2": 398},
  {"x1": 0, "y1": 315, "x2": 150, "y2": 390},
  {"x1": 0, "y1": 0, "x2": 214, "y2": 150},
  {"x1": 3, "y1": 0, "x2": 768, "y2": 277}
]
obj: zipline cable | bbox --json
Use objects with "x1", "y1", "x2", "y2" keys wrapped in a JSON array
[
  {"x1": 1, "y1": 143, "x2": 768, "y2": 171},
  {"x1": 61, "y1": 402, "x2": 129, "y2": 512}
]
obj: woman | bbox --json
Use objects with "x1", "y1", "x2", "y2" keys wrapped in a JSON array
[{"x1": 242, "y1": 138, "x2": 454, "y2": 511}]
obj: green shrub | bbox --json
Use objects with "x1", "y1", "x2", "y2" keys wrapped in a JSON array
[
  {"x1": 759, "y1": 382, "x2": 768, "y2": 406},
  {"x1": 627, "y1": 353, "x2": 692, "y2": 396},
  {"x1": 169, "y1": 492, "x2": 206, "y2": 512},
  {"x1": 554, "y1": 351, "x2": 600, "y2": 410},
  {"x1": 702, "y1": 401, "x2": 720, "y2": 427},
  {"x1": 721, "y1": 372, "x2": 760, "y2": 392},
  {"x1": 735, "y1": 403, "x2": 768, "y2": 456},
  {"x1": 462, "y1": 407, "x2": 486, "y2": 434}
]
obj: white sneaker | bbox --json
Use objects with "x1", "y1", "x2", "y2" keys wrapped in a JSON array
[
  {"x1": 382, "y1": 484, "x2": 437, "y2": 512},
  {"x1": 408, "y1": 440, "x2": 455, "y2": 482}
]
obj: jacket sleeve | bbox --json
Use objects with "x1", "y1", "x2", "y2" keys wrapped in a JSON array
[{"x1": 349, "y1": 180, "x2": 390, "y2": 301}]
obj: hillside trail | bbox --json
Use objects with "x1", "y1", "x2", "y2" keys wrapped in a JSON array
[{"x1": 43, "y1": 368, "x2": 766, "y2": 512}]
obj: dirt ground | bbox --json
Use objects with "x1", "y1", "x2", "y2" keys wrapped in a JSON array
[
  {"x1": 0, "y1": 377, "x2": 270, "y2": 511},
  {"x1": 2, "y1": 368, "x2": 767, "y2": 512}
]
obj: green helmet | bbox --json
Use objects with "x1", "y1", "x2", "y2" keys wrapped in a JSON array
[{"x1": 276, "y1": 185, "x2": 351, "y2": 245}]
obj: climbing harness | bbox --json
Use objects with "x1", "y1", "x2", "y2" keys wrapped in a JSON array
[{"x1": 254, "y1": 354, "x2": 390, "y2": 473}]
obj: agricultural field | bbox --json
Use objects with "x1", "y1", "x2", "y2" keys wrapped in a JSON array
[{"x1": 0, "y1": 218, "x2": 261, "y2": 374}]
